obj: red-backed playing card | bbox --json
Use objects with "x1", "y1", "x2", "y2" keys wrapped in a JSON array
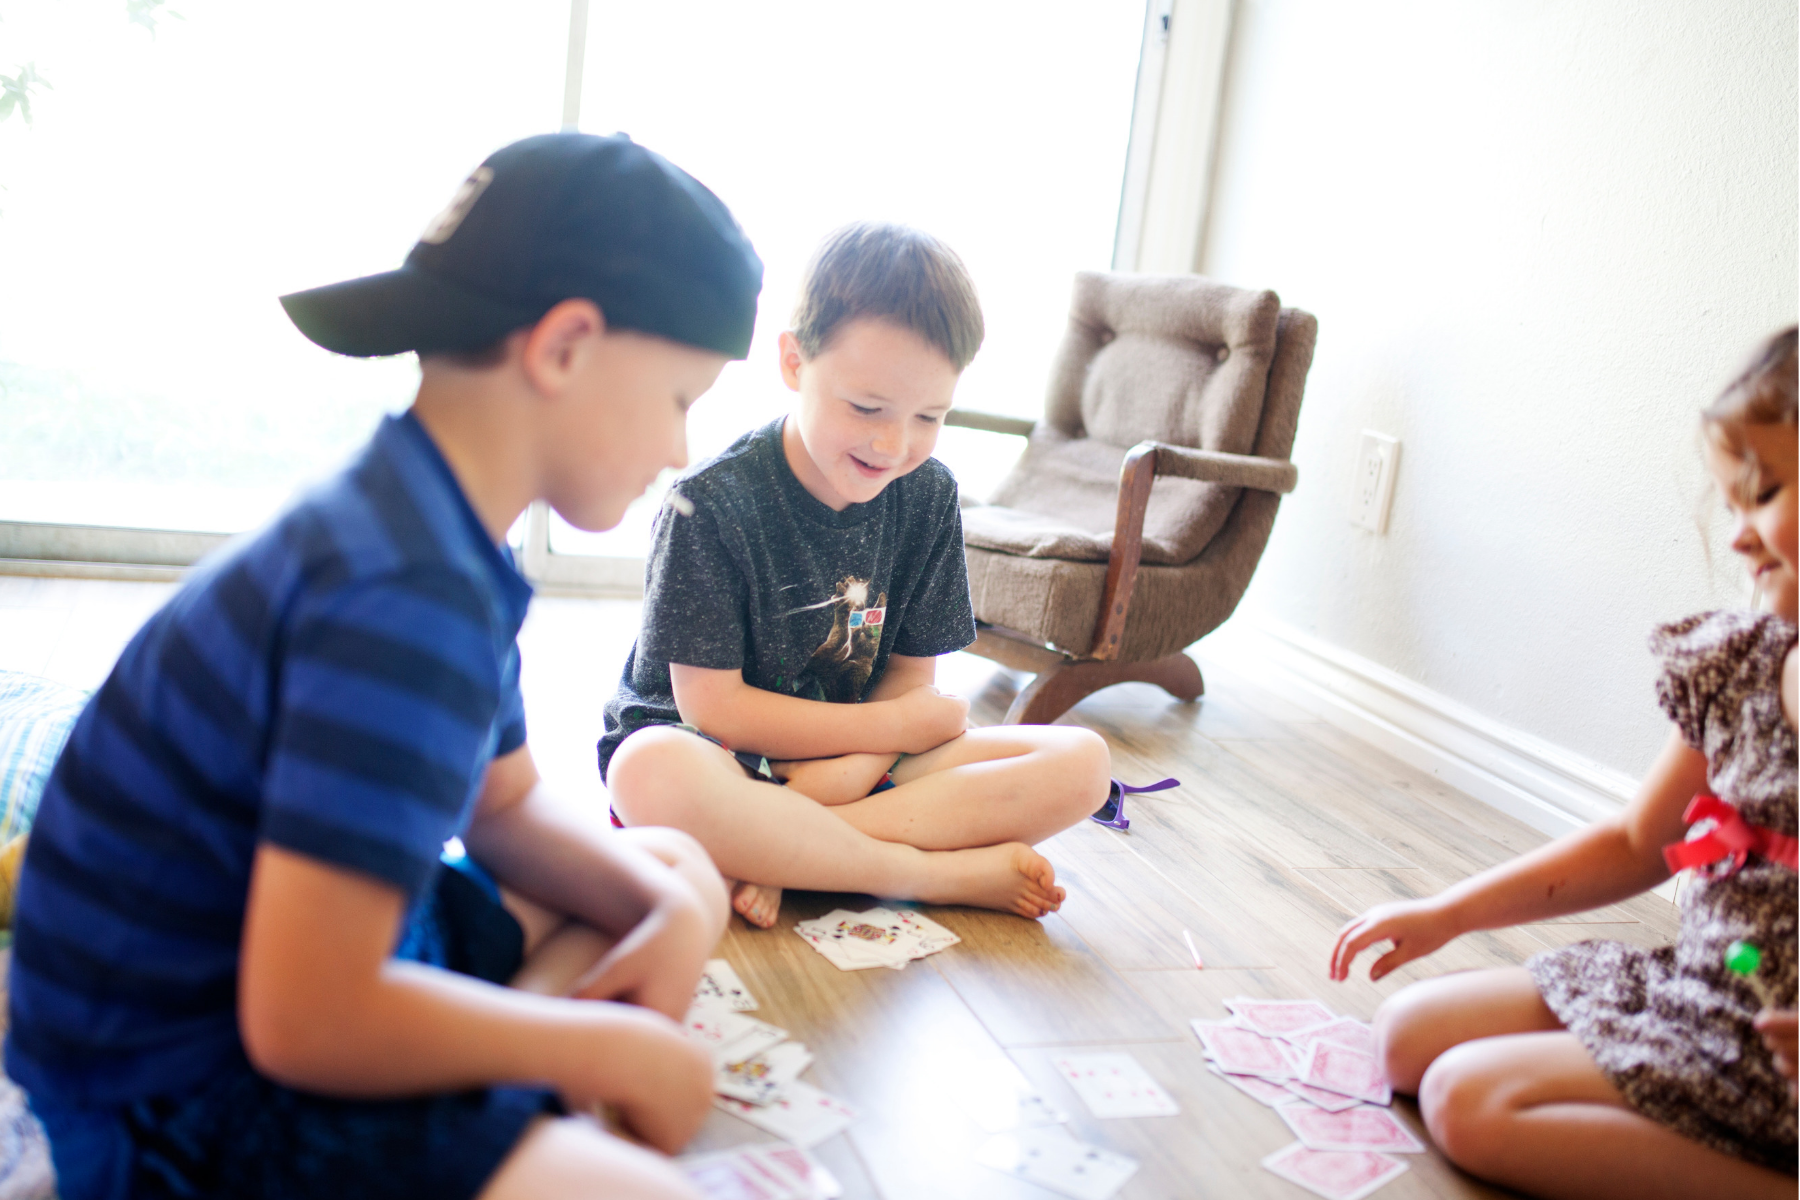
[
  {"x1": 1300, "y1": 1041, "x2": 1391, "y2": 1106},
  {"x1": 1224, "y1": 997, "x2": 1338, "y2": 1036},
  {"x1": 1281, "y1": 1079, "x2": 1362, "y2": 1112},
  {"x1": 1191, "y1": 1019, "x2": 1296, "y2": 1080},
  {"x1": 1261, "y1": 1141, "x2": 1408, "y2": 1200},
  {"x1": 1279, "y1": 1104, "x2": 1425, "y2": 1154}
]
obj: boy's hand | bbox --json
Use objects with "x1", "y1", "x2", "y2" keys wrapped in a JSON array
[
  {"x1": 890, "y1": 685, "x2": 970, "y2": 753},
  {"x1": 1329, "y1": 898, "x2": 1459, "y2": 982},
  {"x1": 561, "y1": 1005, "x2": 713, "y2": 1152},
  {"x1": 572, "y1": 884, "x2": 714, "y2": 1021},
  {"x1": 1753, "y1": 1008, "x2": 1798, "y2": 1094}
]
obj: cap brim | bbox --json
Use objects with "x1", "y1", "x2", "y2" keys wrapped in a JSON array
[{"x1": 280, "y1": 266, "x2": 546, "y2": 358}]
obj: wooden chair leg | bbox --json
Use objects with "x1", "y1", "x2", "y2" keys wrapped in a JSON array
[{"x1": 1003, "y1": 652, "x2": 1205, "y2": 725}]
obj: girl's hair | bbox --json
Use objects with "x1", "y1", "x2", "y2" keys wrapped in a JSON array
[{"x1": 1701, "y1": 325, "x2": 1797, "y2": 501}]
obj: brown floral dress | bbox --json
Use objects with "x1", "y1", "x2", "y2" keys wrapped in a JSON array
[{"x1": 1530, "y1": 609, "x2": 1797, "y2": 1172}]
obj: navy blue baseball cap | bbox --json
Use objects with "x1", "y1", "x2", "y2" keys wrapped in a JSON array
[{"x1": 280, "y1": 132, "x2": 763, "y2": 360}]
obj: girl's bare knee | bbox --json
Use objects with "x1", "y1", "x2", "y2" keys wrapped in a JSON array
[
  {"x1": 1037, "y1": 726, "x2": 1111, "y2": 818},
  {"x1": 1374, "y1": 984, "x2": 1437, "y2": 1093},
  {"x1": 1418, "y1": 1046, "x2": 1507, "y2": 1174}
]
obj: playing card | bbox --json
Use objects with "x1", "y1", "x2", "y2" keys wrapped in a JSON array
[
  {"x1": 1225, "y1": 997, "x2": 1339, "y2": 1037},
  {"x1": 1284, "y1": 1017, "x2": 1378, "y2": 1057},
  {"x1": 893, "y1": 909, "x2": 960, "y2": 955},
  {"x1": 953, "y1": 1058, "x2": 1071, "y2": 1132},
  {"x1": 680, "y1": 1144, "x2": 841, "y2": 1200},
  {"x1": 694, "y1": 958, "x2": 758, "y2": 1012},
  {"x1": 716, "y1": 1080, "x2": 858, "y2": 1148},
  {"x1": 1051, "y1": 1053, "x2": 1180, "y2": 1118},
  {"x1": 1281, "y1": 1079, "x2": 1363, "y2": 1112},
  {"x1": 1300, "y1": 1041, "x2": 1392, "y2": 1106},
  {"x1": 716, "y1": 1040, "x2": 815, "y2": 1105},
  {"x1": 795, "y1": 909, "x2": 925, "y2": 971},
  {"x1": 1190, "y1": 1019, "x2": 1298, "y2": 1080},
  {"x1": 1279, "y1": 1104, "x2": 1425, "y2": 1154},
  {"x1": 686, "y1": 1008, "x2": 789, "y2": 1068},
  {"x1": 1207, "y1": 1064, "x2": 1299, "y2": 1107},
  {"x1": 976, "y1": 1127, "x2": 1139, "y2": 1200},
  {"x1": 793, "y1": 924, "x2": 892, "y2": 972},
  {"x1": 1261, "y1": 1141, "x2": 1408, "y2": 1200}
]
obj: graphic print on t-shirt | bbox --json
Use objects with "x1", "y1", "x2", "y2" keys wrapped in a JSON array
[{"x1": 792, "y1": 576, "x2": 888, "y2": 703}]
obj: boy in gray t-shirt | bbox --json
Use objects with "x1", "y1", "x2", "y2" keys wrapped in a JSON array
[{"x1": 602, "y1": 223, "x2": 1113, "y2": 927}]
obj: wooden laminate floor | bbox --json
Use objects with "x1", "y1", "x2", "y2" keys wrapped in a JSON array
[{"x1": 0, "y1": 578, "x2": 1681, "y2": 1199}]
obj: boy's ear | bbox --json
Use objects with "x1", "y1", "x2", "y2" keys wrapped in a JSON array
[
  {"x1": 522, "y1": 299, "x2": 607, "y2": 395},
  {"x1": 777, "y1": 330, "x2": 805, "y2": 392}
]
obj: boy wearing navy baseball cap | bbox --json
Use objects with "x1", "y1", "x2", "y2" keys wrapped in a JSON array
[{"x1": 9, "y1": 132, "x2": 760, "y2": 1200}]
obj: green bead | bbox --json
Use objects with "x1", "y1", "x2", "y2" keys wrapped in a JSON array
[{"x1": 1724, "y1": 940, "x2": 1763, "y2": 977}]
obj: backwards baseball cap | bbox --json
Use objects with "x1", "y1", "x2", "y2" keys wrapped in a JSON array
[{"x1": 280, "y1": 132, "x2": 763, "y2": 360}]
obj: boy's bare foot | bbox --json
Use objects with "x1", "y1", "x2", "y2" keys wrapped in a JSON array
[
  {"x1": 916, "y1": 843, "x2": 1064, "y2": 919},
  {"x1": 730, "y1": 881, "x2": 783, "y2": 929}
]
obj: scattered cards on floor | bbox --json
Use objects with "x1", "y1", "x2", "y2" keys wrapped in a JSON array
[
  {"x1": 976, "y1": 1127, "x2": 1139, "y2": 1200},
  {"x1": 715, "y1": 1081, "x2": 859, "y2": 1148},
  {"x1": 793, "y1": 907, "x2": 960, "y2": 971},
  {"x1": 1195, "y1": 997, "x2": 1413, "y2": 1197},
  {"x1": 1052, "y1": 1052, "x2": 1180, "y2": 1118},
  {"x1": 680, "y1": 1142, "x2": 842, "y2": 1200},
  {"x1": 682, "y1": 964, "x2": 858, "y2": 1149},
  {"x1": 695, "y1": 958, "x2": 759, "y2": 1011},
  {"x1": 1260, "y1": 1142, "x2": 1408, "y2": 1200}
]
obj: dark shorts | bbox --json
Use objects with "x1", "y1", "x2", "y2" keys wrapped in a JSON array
[
  {"x1": 32, "y1": 855, "x2": 555, "y2": 1200},
  {"x1": 608, "y1": 724, "x2": 895, "y2": 828}
]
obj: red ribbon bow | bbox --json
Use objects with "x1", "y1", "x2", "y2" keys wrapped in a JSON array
[{"x1": 1662, "y1": 793, "x2": 1800, "y2": 877}]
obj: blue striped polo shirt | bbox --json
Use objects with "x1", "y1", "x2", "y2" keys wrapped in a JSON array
[{"x1": 6, "y1": 412, "x2": 533, "y2": 1107}]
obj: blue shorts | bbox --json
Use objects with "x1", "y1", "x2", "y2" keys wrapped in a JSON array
[{"x1": 32, "y1": 854, "x2": 556, "y2": 1200}]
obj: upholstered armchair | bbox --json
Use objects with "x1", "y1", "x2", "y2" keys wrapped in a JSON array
[{"x1": 947, "y1": 272, "x2": 1316, "y2": 724}]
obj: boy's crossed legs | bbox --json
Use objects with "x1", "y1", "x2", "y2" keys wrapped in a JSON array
[
  {"x1": 1377, "y1": 968, "x2": 1794, "y2": 1200},
  {"x1": 607, "y1": 723, "x2": 1110, "y2": 927}
]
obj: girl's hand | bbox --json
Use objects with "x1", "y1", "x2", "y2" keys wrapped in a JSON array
[
  {"x1": 1330, "y1": 898, "x2": 1459, "y2": 982},
  {"x1": 1753, "y1": 1008, "x2": 1798, "y2": 1089}
]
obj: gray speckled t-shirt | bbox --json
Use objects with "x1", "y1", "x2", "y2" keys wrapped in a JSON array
[{"x1": 598, "y1": 417, "x2": 975, "y2": 779}]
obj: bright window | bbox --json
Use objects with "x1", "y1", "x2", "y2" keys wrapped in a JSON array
[{"x1": 0, "y1": 2, "x2": 1143, "y2": 551}]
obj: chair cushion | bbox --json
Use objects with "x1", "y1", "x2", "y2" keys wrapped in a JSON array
[
  {"x1": 964, "y1": 274, "x2": 1283, "y2": 566},
  {"x1": 963, "y1": 431, "x2": 1243, "y2": 564}
]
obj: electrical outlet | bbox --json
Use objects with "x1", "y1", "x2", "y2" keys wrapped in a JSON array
[{"x1": 1350, "y1": 431, "x2": 1399, "y2": 533}]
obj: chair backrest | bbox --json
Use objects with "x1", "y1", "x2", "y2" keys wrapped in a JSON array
[{"x1": 1043, "y1": 272, "x2": 1282, "y2": 454}]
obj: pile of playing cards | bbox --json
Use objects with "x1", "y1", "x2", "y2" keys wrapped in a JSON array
[
  {"x1": 1192, "y1": 998, "x2": 1421, "y2": 1200},
  {"x1": 793, "y1": 907, "x2": 959, "y2": 971},
  {"x1": 680, "y1": 1142, "x2": 841, "y2": 1200},
  {"x1": 959, "y1": 1054, "x2": 1156, "y2": 1200},
  {"x1": 686, "y1": 960, "x2": 859, "y2": 1149}
]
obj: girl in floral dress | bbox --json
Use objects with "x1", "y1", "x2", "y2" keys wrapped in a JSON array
[{"x1": 1330, "y1": 327, "x2": 1798, "y2": 1199}]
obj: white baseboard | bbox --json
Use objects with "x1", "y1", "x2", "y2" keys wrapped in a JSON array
[{"x1": 1204, "y1": 616, "x2": 1679, "y2": 902}]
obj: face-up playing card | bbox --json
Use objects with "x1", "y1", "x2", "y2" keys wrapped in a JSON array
[
  {"x1": 756, "y1": 1145, "x2": 843, "y2": 1200},
  {"x1": 1300, "y1": 1041, "x2": 1392, "y2": 1106},
  {"x1": 976, "y1": 1127, "x2": 1140, "y2": 1200},
  {"x1": 715, "y1": 1080, "x2": 858, "y2": 1148},
  {"x1": 953, "y1": 1058, "x2": 1071, "y2": 1132},
  {"x1": 1190, "y1": 1019, "x2": 1298, "y2": 1080},
  {"x1": 694, "y1": 958, "x2": 759, "y2": 1012},
  {"x1": 795, "y1": 909, "x2": 937, "y2": 971},
  {"x1": 1281, "y1": 1079, "x2": 1362, "y2": 1112},
  {"x1": 1225, "y1": 997, "x2": 1339, "y2": 1037},
  {"x1": 1051, "y1": 1053, "x2": 1181, "y2": 1118},
  {"x1": 1207, "y1": 1064, "x2": 1298, "y2": 1107},
  {"x1": 716, "y1": 1040, "x2": 815, "y2": 1105},
  {"x1": 1279, "y1": 1104, "x2": 1425, "y2": 1154},
  {"x1": 1260, "y1": 1141, "x2": 1409, "y2": 1200},
  {"x1": 1285, "y1": 1017, "x2": 1378, "y2": 1057},
  {"x1": 892, "y1": 909, "x2": 960, "y2": 955},
  {"x1": 686, "y1": 1008, "x2": 790, "y2": 1068}
]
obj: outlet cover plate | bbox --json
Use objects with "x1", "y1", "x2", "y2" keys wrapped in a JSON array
[{"x1": 1350, "y1": 431, "x2": 1400, "y2": 533}]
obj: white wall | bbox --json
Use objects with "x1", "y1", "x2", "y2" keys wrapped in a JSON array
[{"x1": 1191, "y1": 0, "x2": 1796, "y2": 776}]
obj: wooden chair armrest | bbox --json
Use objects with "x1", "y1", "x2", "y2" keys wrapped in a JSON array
[
  {"x1": 1087, "y1": 442, "x2": 1298, "y2": 660},
  {"x1": 1149, "y1": 443, "x2": 1298, "y2": 494},
  {"x1": 944, "y1": 409, "x2": 1037, "y2": 437}
]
